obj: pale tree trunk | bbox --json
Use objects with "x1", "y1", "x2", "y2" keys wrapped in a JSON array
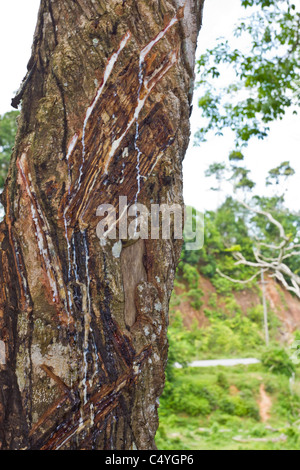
[{"x1": 0, "y1": 0, "x2": 204, "y2": 450}]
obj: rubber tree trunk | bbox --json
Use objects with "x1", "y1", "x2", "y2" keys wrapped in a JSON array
[{"x1": 0, "y1": 0, "x2": 204, "y2": 450}]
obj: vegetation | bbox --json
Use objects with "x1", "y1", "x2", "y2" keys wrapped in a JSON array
[
  {"x1": 157, "y1": 363, "x2": 300, "y2": 450},
  {"x1": 157, "y1": 162, "x2": 300, "y2": 448},
  {"x1": 181, "y1": 189, "x2": 300, "y2": 294},
  {"x1": 157, "y1": 0, "x2": 300, "y2": 448},
  {"x1": 0, "y1": 111, "x2": 19, "y2": 188},
  {"x1": 157, "y1": 190, "x2": 300, "y2": 448},
  {"x1": 158, "y1": 244, "x2": 300, "y2": 448},
  {"x1": 196, "y1": 0, "x2": 300, "y2": 154}
]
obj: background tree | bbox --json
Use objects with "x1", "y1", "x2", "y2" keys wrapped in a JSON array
[
  {"x1": 196, "y1": 0, "x2": 300, "y2": 154},
  {"x1": 0, "y1": 111, "x2": 19, "y2": 188},
  {"x1": 182, "y1": 158, "x2": 300, "y2": 294},
  {"x1": 191, "y1": 0, "x2": 299, "y2": 298},
  {"x1": 217, "y1": 199, "x2": 300, "y2": 299},
  {"x1": 0, "y1": 0, "x2": 204, "y2": 450}
]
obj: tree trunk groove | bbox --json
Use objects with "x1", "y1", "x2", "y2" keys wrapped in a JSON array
[{"x1": 0, "y1": 0, "x2": 204, "y2": 450}]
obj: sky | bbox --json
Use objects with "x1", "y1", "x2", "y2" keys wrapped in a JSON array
[
  {"x1": 184, "y1": 0, "x2": 300, "y2": 213},
  {"x1": 0, "y1": 0, "x2": 299, "y2": 213}
]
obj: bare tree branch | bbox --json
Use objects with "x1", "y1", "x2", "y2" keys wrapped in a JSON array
[
  {"x1": 216, "y1": 267, "x2": 267, "y2": 285},
  {"x1": 238, "y1": 199, "x2": 289, "y2": 242},
  {"x1": 217, "y1": 200, "x2": 300, "y2": 299}
]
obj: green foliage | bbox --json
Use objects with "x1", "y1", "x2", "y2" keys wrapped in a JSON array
[
  {"x1": 162, "y1": 160, "x2": 300, "y2": 452},
  {"x1": 157, "y1": 364, "x2": 300, "y2": 450},
  {"x1": 0, "y1": 111, "x2": 19, "y2": 188},
  {"x1": 195, "y1": 0, "x2": 300, "y2": 154},
  {"x1": 168, "y1": 290, "x2": 267, "y2": 360},
  {"x1": 186, "y1": 288, "x2": 204, "y2": 310},
  {"x1": 164, "y1": 166, "x2": 300, "y2": 448},
  {"x1": 229, "y1": 151, "x2": 244, "y2": 161},
  {"x1": 294, "y1": 330, "x2": 300, "y2": 342},
  {"x1": 261, "y1": 346, "x2": 295, "y2": 376},
  {"x1": 166, "y1": 383, "x2": 212, "y2": 416},
  {"x1": 202, "y1": 315, "x2": 264, "y2": 355},
  {"x1": 165, "y1": 312, "x2": 191, "y2": 385},
  {"x1": 182, "y1": 187, "x2": 300, "y2": 293},
  {"x1": 204, "y1": 162, "x2": 227, "y2": 191},
  {"x1": 219, "y1": 395, "x2": 259, "y2": 419},
  {"x1": 165, "y1": 9, "x2": 300, "y2": 440},
  {"x1": 208, "y1": 293, "x2": 218, "y2": 308},
  {"x1": 182, "y1": 196, "x2": 263, "y2": 293},
  {"x1": 248, "y1": 305, "x2": 264, "y2": 323},
  {"x1": 182, "y1": 263, "x2": 200, "y2": 288},
  {"x1": 266, "y1": 161, "x2": 296, "y2": 186},
  {"x1": 230, "y1": 166, "x2": 255, "y2": 191},
  {"x1": 205, "y1": 161, "x2": 256, "y2": 192},
  {"x1": 161, "y1": 367, "x2": 260, "y2": 420},
  {"x1": 217, "y1": 372, "x2": 229, "y2": 390}
]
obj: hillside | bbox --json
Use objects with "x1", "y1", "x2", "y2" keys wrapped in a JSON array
[
  {"x1": 175, "y1": 274, "x2": 300, "y2": 343},
  {"x1": 156, "y1": 263, "x2": 300, "y2": 450}
]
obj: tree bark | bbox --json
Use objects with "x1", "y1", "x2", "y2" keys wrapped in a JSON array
[{"x1": 0, "y1": 0, "x2": 204, "y2": 450}]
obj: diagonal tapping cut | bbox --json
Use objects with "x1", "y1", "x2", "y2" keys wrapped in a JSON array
[
  {"x1": 61, "y1": 8, "x2": 184, "y2": 230},
  {"x1": 4, "y1": 7, "x2": 184, "y2": 447},
  {"x1": 75, "y1": 31, "x2": 132, "y2": 195},
  {"x1": 32, "y1": 345, "x2": 152, "y2": 450},
  {"x1": 0, "y1": 0, "x2": 205, "y2": 449},
  {"x1": 17, "y1": 153, "x2": 74, "y2": 326}
]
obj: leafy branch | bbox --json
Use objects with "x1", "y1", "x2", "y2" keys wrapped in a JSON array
[{"x1": 195, "y1": 0, "x2": 300, "y2": 153}]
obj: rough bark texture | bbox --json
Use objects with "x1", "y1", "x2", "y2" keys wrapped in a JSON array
[{"x1": 0, "y1": 0, "x2": 204, "y2": 450}]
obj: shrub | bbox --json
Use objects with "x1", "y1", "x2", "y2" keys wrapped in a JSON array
[
  {"x1": 211, "y1": 275, "x2": 233, "y2": 294},
  {"x1": 261, "y1": 346, "x2": 295, "y2": 377},
  {"x1": 217, "y1": 372, "x2": 229, "y2": 390},
  {"x1": 182, "y1": 264, "x2": 200, "y2": 288},
  {"x1": 219, "y1": 396, "x2": 259, "y2": 420},
  {"x1": 186, "y1": 288, "x2": 204, "y2": 310},
  {"x1": 166, "y1": 384, "x2": 212, "y2": 417},
  {"x1": 219, "y1": 398, "x2": 236, "y2": 415},
  {"x1": 248, "y1": 305, "x2": 264, "y2": 323},
  {"x1": 208, "y1": 293, "x2": 218, "y2": 308}
]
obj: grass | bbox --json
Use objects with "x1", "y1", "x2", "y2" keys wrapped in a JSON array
[
  {"x1": 160, "y1": 267, "x2": 300, "y2": 450},
  {"x1": 156, "y1": 364, "x2": 300, "y2": 450}
]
